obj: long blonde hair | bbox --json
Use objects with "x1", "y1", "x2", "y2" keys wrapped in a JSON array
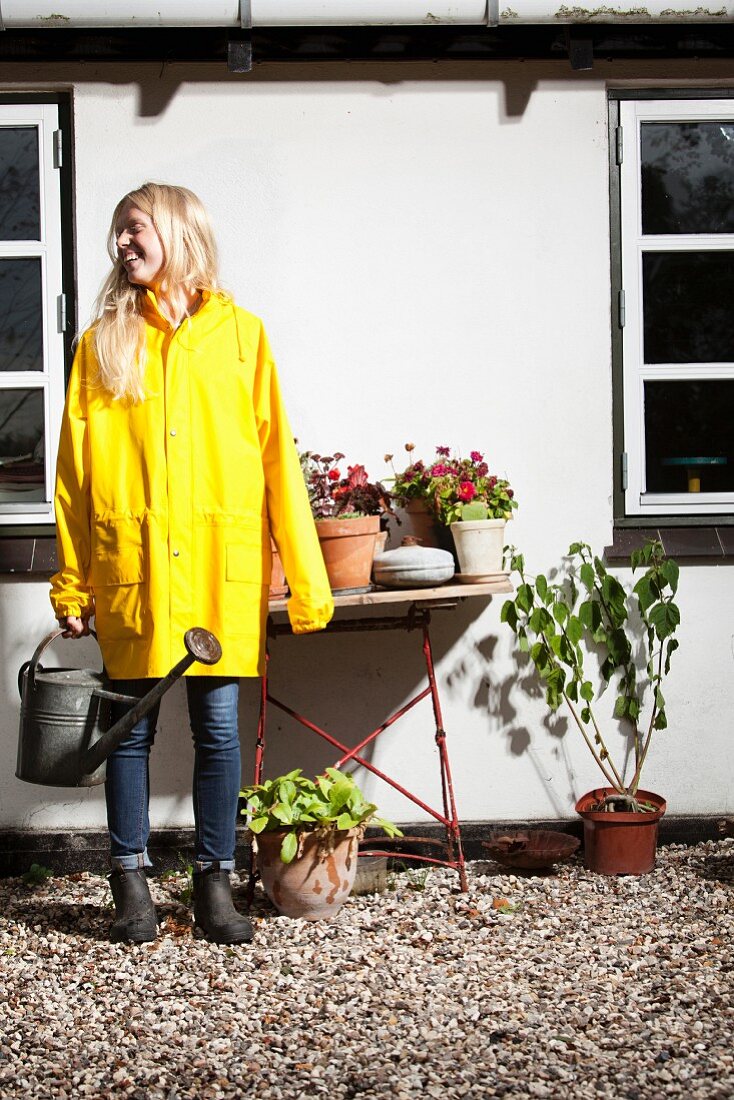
[{"x1": 91, "y1": 182, "x2": 222, "y2": 402}]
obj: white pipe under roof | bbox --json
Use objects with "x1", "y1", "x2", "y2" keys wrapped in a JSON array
[{"x1": 0, "y1": 0, "x2": 732, "y2": 28}]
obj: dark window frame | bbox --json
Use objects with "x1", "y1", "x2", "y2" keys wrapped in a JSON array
[
  {"x1": 0, "y1": 91, "x2": 74, "y2": 571},
  {"x1": 607, "y1": 88, "x2": 734, "y2": 560}
]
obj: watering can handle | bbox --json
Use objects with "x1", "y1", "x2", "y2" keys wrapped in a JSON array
[{"x1": 19, "y1": 627, "x2": 101, "y2": 698}]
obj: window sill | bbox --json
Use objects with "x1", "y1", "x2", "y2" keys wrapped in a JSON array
[
  {"x1": 0, "y1": 537, "x2": 57, "y2": 574},
  {"x1": 606, "y1": 525, "x2": 734, "y2": 562}
]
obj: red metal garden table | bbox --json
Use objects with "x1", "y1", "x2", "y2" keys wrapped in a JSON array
[{"x1": 251, "y1": 579, "x2": 511, "y2": 892}]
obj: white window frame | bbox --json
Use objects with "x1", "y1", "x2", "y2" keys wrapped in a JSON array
[
  {"x1": 0, "y1": 102, "x2": 65, "y2": 526},
  {"x1": 620, "y1": 97, "x2": 734, "y2": 518}
]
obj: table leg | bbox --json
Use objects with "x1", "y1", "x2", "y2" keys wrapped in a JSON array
[
  {"x1": 245, "y1": 652, "x2": 270, "y2": 905},
  {"x1": 422, "y1": 614, "x2": 468, "y2": 891}
]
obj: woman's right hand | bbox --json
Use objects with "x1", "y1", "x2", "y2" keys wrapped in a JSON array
[{"x1": 58, "y1": 615, "x2": 91, "y2": 638}]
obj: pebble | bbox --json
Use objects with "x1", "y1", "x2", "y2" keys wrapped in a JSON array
[{"x1": 0, "y1": 840, "x2": 733, "y2": 1098}]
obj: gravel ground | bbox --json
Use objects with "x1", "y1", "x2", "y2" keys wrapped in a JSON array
[{"x1": 1, "y1": 840, "x2": 733, "y2": 1100}]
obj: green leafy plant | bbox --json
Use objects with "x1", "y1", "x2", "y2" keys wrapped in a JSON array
[
  {"x1": 386, "y1": 444, "x2": 516, "y2": 526},
  {"x1": 177, "y1": 860, "x2": 194, "y2": 905},
  {"x1": 501, "y1": 539, "x2": 680, "y2": 812},
  {"x1": 21, "y1": 863, "x2": 54, "y2": 886},
  {"x1": 160, "y1": 855, "x2": 193, "y2": 902},
  {"x1": 240, "y1": 767, "x2": 402, "y2": 863}
]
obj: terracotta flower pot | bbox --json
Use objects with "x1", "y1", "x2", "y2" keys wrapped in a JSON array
[
  {"x1": 268, "y1": 539, "x2": 288, "y2": 598},
  {"x1": 316, "y1": 514, "x2": 380, "y2": 591},
  {"x1": 255, "y1": 828, "x2": 360, "y2": 920},
  {"x1": 395, "y1": 500, "x2": 444, "y2": 548},
  {"x1": 576, "y1": 787, "x2": 667, "y2": 876}
]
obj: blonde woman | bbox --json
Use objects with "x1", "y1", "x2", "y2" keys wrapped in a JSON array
[{"x1": 51, "y1": 183, "x2": 333, "y2": 944}]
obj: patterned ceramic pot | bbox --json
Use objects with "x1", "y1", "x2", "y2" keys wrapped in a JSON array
[{"x1": 255, "y1": 828, "x2": 361, "y2": 920}]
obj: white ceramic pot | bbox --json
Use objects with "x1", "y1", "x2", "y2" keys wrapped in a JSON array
[{"x1": 449, "y1": 519, "x2": 506, "y2": 577}]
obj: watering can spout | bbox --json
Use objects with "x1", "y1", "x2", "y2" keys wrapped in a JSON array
[{"x1": 16, "y1": 627, "x2": 222, "y2": 788}]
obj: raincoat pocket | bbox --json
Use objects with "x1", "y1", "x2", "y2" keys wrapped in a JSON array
[
  {"x1": 90, "y1": 546, "x2": 146, "y2": 641},
  {"x1": 90, "y1": 547, "x2": 145, "y2": 587},
  {"x1": 226, "y1": 540, "x2": 270, "y2": 586}
]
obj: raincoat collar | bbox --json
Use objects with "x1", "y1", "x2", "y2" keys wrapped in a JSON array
[
  {"x1": 140, "y1": 286, "x2": 215, "y2": 327},
  {"x1": 139, "y1": 287, "x2": 235, "y2": 349}
]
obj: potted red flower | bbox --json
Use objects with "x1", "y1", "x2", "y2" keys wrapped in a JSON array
[
  {"x1": 300, "y1": 451, "x2": 393, "y2": 591},
  {"x1": 387, "y1": 445, "x2": 517, "y2": 577}
]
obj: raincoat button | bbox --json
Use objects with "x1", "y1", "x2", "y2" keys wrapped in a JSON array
[
  {"x1": 170, "y1": 428, "x2": 177, "y2": 437},
  {"x1": 172, "y1": 549, "x2": 180, "y2": 557}
]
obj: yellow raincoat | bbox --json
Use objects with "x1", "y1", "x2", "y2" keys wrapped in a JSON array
[{"x1": 50, "y1": 290, "x2": 333, "y2": 678}]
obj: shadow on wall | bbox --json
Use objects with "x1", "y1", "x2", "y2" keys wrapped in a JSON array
[
  {"x1": 443, "y1": 629, "x2": 581, "y2": 818},
  {"x1": 7, "y1": 597, "x2": 496, "y2": 823},
  {"x1": 237, "y1": 601, "x2": 495, "y2": 786},
  {"x1": 0, "y1": 60, "x2": 548, "y2": 120},
  {"x1": 127, "y1": 65, "x2": 539, "y2": 121}
]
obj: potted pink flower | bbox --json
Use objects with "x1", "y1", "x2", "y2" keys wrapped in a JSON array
[{"x1": 387, "y1": 445, "x2": 517, "y2": 577}]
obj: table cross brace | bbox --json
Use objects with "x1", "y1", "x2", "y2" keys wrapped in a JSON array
[{"x1": 251, "y1": 607, "x2": 468, "y2": 891}]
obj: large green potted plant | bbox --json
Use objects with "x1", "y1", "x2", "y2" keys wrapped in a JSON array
[
  {"x1": 300, "y1": 451, "x2": 393, "y2": 591},
  {"x1": 501, "y1": 539, "x2": 680, "y2": 875},
  {"x1": 387, "y1": 445, "x2": 517, "y2": 576},
  {"x1": 240, "y1": 767, "x2": 401, "y2": 920}
]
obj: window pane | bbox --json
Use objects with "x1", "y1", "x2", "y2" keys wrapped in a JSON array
[
  {"x1": 0, "y1": 258, "x2": 43, "y2": 372},
  {"x1": 0, "y1": 126, "x2": 40, "y2": 240},
  {"x1": 0, "y1": 387, "x2": 45, "y2": 502},
  {"x1": 641, "y1": 121, "x2": 734, "y2": 235},
  {"x1": 642, "y1": 251, "x2": 734, "y2": 364},
  {"x1": 644, "y1": 380, "x2": 734, "y2": 493}
]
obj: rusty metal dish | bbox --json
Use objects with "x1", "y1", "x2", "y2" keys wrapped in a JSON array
[{"x1": 482, "y1": 830, "x2": 580, "y2": 870}]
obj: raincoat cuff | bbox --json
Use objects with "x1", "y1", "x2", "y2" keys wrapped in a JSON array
[
  {"x1": 50, "y1": 597, "x2": 94, "y2": 620},
  {"x1": 288, "y1": 599, "x2": 334, "y2": 635}
]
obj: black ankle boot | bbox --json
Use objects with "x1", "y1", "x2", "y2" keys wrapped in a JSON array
[
  {"x1": 193, "y1": 865, "x2": 253, "y2": 944},
  {"x1": 108, "y1": 866, "x2": 157, "y2": 944}
]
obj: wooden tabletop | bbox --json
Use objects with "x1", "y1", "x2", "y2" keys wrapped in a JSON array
[{"x1": 268, "y1": 577, "x2": 512, "y2": 614}]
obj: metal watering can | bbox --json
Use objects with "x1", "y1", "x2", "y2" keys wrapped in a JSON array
[{"x1": 16, "y1": 627, "x2": 222, "y2": 788}]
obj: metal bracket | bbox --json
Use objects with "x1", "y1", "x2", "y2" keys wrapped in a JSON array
[
  {"x1": 487, "y1": 0, "x2": 500, "y2": 27},
  {"x1": 228, "y1": 32, "x2": 253, "y2": 72},
  {"x1": 565, "y1": 27, "x2": 594, "y2": 71},
  {"x1": 227, "y1": 0, "x2": 253, "y2": 71}
]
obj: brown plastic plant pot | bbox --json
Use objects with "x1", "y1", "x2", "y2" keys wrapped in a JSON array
[{"x1": 576, "y1": 787, "x2": 667, "y2": 876}]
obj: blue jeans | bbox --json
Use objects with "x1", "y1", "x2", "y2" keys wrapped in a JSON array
[{"x1": 105, "y1": 677, "x2": 241, "y2": 872}]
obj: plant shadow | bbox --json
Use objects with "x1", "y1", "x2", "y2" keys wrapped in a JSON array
[
  {"x1": 6, "y1": 897, "x2": 195, "y2": 941},
  {"x1": 445, "y1": 631, "x2": 576, "y2": 817},
  {"x1": 694, "y1": 851, "x2": 734, "y2": 885}
]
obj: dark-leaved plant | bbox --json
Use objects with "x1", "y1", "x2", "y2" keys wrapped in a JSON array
[{"x1": 299, "y1": 451, "x2": 392, "y2": 521}]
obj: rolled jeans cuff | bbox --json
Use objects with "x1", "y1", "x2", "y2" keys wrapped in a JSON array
[
  {"x1": 111, "y1": 851, "x2": 152, "y2": 871},
  {"x1": 195, "y1": 859, "x2": 235, "y2": 873}
]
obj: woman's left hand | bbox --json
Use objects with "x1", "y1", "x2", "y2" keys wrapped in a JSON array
[{"x1": 58, "y1": 615, "x2": 91, "y2": 638}]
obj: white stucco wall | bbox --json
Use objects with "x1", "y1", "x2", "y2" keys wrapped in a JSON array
[{"x1": 0, "y1": 61, "x2": 731, "y2": 833}]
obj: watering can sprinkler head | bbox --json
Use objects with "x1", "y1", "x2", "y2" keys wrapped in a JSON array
[{"x1": 184, "y1": 628, "x2": 222, "y2": 665}]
